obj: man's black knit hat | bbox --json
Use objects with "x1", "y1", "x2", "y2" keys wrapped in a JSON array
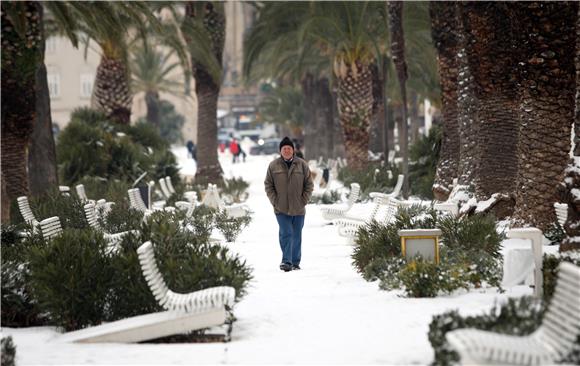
[{"x1": 279, "y1": 136, "x2": 294, "y2": 151}]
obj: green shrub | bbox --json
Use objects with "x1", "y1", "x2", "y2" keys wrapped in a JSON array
[
  {"x1": 353, "y1": 207, "x2": 503, "y2": 297},
  {"x1": 1, "y1": 336, "x2": 16, "y2": 366},
  {"x1": 76, "y1": 176, "x2": 131, "y2": 204},
  {"x1": 215, "y1": 210, "x2": 252, "y2": 242},
  {"x1": 29, "y1": 189, "x2": 87, "y2": 229},
  {"x1": 542, "y1": 251, "x2": 580, "y2": 304},
  {"x1": 57, "y1": 107, "x2": 179, "y2": 187},
  {"x1": 428, "y1": 296, "x2": 545, "y2": 366},
  {"x1": 221, "y1": 177, "x2": 250, "y2": 204},
  {"x1": 26, "y1": 229, "x2": 113, "y2": 331},
  {"x1": 99, "y1": 203, "x2": 144, "y2": 234},
  {"x1": 544, "y1": 222, "x2": 566, "y2": 245}
]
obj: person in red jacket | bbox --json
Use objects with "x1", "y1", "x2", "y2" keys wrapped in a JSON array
[{"x1": 230, "y1": 138, "x2": 240, "y2": 163}]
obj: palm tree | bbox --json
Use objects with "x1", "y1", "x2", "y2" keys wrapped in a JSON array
[
  {"x1": 257, "y1": 84, "x2": 304, "y2": 137},
  {"x1": 244, "y1": 2, "x2": 336, "y2": 160},
  {"x1": 387, "y1": 1, "x2": 410, "y2": 196},
  {"x1": 1, "y1": 1, "x2": 44, "y2": 218},
  {"x1": 429, "y1": 1, "x2": 460, "y2": 201},
  {"x1": 130, "y1": 37, "x2": 185, "y2": 129},
  {"x1": 301, "y1": 2, "x2": 389, "y2": 171},
  {"x1": 460, "y1": 2, "x2": 519, "y2": 208},
  {"x1": 65, "y1": 2, "x2": 161, "y2": 124},
  {"x1": 560, "y1": 4, "x2": 580, "y2": 251},
  {"x1": 181, "y1": 1, "x2": 225, "y2": 183},
  {"x1": 510, "y1": 2, "x2": 577, "y2": 230}
]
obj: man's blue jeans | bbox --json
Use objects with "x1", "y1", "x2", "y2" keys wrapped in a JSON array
[{"x1": 275, "y1": 213, "x2": 305, "y2": 265}]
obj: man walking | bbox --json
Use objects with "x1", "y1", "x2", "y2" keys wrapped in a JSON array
[{"x1": 265, "y1": 137, "x2": 314, "y2": 272}]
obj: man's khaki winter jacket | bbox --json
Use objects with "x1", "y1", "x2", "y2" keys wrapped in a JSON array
[{"x1": 264, "y1": 156, "x2": 314, "y2": 216}]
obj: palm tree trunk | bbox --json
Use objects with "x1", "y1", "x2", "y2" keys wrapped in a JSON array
[
  {"x1": 409, "y1": 90, "x2": 420, "y2": 145},
  {"x1": 302, "y1": 73, "x2": 316, "y2": 159},
  {"x1": 318, "y1": 77, "x2": 334, "y2": 160},
  {"x1": 29, "y1": 61, "x2": 58, "y2": 197},
  {"x1": 1, "y1": 1, "x2": 43, "y2": 217},
  {"x1": 184, "y1": 2, "x2": 225, "y2": 183},
  {"x1": 512, "y1": 2, "x2": 577, "y2": 231},
  {"x1": 370, "y1": 62, "x2": 386, "y2": 156},
  {"x1": 145, "y1": 91, "x2": 160, "y2": 129},
  {"x1": 388, "y1": 1, "x2": 410, "y2": 198},
  {"x1": 460, "y1": 2, "x2": 519, "y2": 214},
  {"x1": 455, "y1": 5, "x2": 479, "y2": 189},
  {"x1": 92, "y1": 55, "x2": 132, "y2": 124},
  {"x1": 559, "y1": 4, "x2": 580, "y2": 251},
  {"x1": 430, "y1": 1, "x2": 460, "y2": 201},
  {"x1": 336, "y1": 61, "x2": 372, "y2": 171}
]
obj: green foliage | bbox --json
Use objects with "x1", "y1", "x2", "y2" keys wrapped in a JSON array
[
  {"x1": 408, "y1": 125, "x2": 441, "y2": 199},
  {"x1": 353, "y1": 206, "x2": 503, "y2": 297},
  {"x1": 99, "y1": 203, "x2": 144, "y2": 234},
  {"x1": 428, "y1": 296, "x2": 545, "y2": 366},
  {"x1": 26, "y1": 229, "x2": 113, "y2": 331},
  {"x1": 544, "y1": 222, "x2": 566, "y2": 245},
  {"x1": 542, "y1": 252, "x2": 580, "y2": 304},
  {"x1": 152, "y1": 100, "x2": 186, "y2": 144},
  {"x1": 215, "y1": 210, "x2": 252, "y2": 242},
  {"x1": 76, "y1": 176, "x2": 131, "y2": 204},
  {"x1": 338, "y1": 161, "x2": 401, "y2": 200},
  {"x1": 29, "y1": 189, "x2": 87, "y2": 229},
  {"x1": 1, "y1": 336, "x2": 16, "y2": 366},
  {"x1": 221, "y1": 177, "x2": 250, "y2": 204},
  {"x1": 57, "y1": 107, "x2": 179, "y2": 187},
  {"x1": 257, "y1": 85, "x2": 304, "y2": 130},
  {"x1": 1, "y1": 225, "x2": 47, "y2": 327}
]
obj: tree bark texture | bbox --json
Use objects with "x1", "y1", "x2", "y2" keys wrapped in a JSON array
[
  {"x1": 337, "y1": 61, "x2": 372, "y2": 171},
  {"x1": 455, "y1": 4, "x2": 479, "y2": 188},
  {"x1": 92, "y1": 55, "x2": 132, "y2": 124},
  {"x1": 1, "y1": 1, "x2": 43, "y2": 218},
  {"x1": 369, "y1": 63, "x2": 386, "y2": 155},
  {"x1": 29, "y1": 60, "x2": 58, "y2": 197},
  {"x1": 145, "y1": 90, "x2": 160, "y2": 129},
  {"x1": 460, "y1": 2, "x2": 519, "y2": 203},
  {"x1": 430, "y1": 1, "x2": 460, "y2": 201},
  {"x1": 560, "y1": 4, "x2": 580, "y2": 251},
  {"x1": 511, "y1": 2, "x2": 578, "y2": 231},
  {"x1": 388, "y1": 1, "x2": 410, "y2": 197},
  {"x1": 184, "y1": 2, "x2": 225, "y2": 184}
]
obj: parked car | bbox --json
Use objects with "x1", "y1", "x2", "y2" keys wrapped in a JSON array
[{"x1": 250, "y1": 138, "x2": 280, "y2": 155}]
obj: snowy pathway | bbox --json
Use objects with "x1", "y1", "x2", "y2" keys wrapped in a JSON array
[{"x1": 2, "y1": 150, "x2": 533, "y2": 365}]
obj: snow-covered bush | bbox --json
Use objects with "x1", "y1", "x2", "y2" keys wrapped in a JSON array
[
  {"x1": 1, "y1": 336, "x2": 16, "y2": 366},
  {"x1": 214, "y1": 209, "x2": 252, "y2": 242},
  {"x1": 57, "y1": 107, "x2": 179, "y2": 187},
  {"x1": 353, "y1": 207, "x2": 504, "y2": 297}
]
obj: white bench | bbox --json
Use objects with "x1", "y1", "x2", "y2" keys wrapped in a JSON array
[
  {"x1": 333, "y1": 196, "x2": 401, "y2": 239},
  {"x1": 17, "y1": 196, "x2": 39, "y2": 230},
  {"x1": 554, "y1": 202, "x2": 568, "y2": 228},
  {"x1": 201, "y1": 184, "x2": 250, "y2": 218},
  {"x1": 84, "y1": 202, "x2": 137, "y2": 251},
  {"x1": 39, "y1": 216, "x2": 63, "y2": 240},
  {"x1": 320, "y1": 183, "x2": 361, "y2": 221},
  {"x1": 368, "y1": 174, "x2": 404, "y2": 201},
  {"x1": 164, "y1": 176, "x2": 198, "y2": 204},
  {"x1": 446, "y1": 262, "x2": 580, "y2": 365}
]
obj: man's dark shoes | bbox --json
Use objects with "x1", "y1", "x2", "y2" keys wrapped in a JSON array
[
  {"x1": 279, "y1": 263, "x2": 293, "y2": 272},
  {"x1": 292, "y1": 264, "x2": 301, "y2": 270}
]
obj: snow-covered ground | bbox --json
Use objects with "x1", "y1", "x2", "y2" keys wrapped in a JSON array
[{"x1": 2, "y1": 148, "x2": 545, "y2": 365}]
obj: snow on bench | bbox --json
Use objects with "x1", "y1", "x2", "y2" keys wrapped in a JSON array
[
  {"x1": 320, "y1": 183, "x2": 361, "y2": 221},
  {"x1": 39, "y1": 216, "x2": 63, "y2": 240},
  {"x1": 446, "y1": 262, "x2": 580, "y2": 365}
]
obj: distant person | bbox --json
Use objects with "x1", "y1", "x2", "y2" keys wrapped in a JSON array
[
  {"x1": 219, "y1": 141, "x2": 226, "y2": 153},
  {"x1": 238, "y1": 146, "x2": 247, "y2": 162},
  {"x1": 230, "y1": 138, "x2": 240, "y2": 163},
  {"x1": 264, "y1": 137, "x2": 313, "y2": 272},
  {"x1": 295, "y1": 142, "x2": 304, "y2": 159},
  {"x1": 186, "y1": 140, "x2": 197, "y2": 161}
]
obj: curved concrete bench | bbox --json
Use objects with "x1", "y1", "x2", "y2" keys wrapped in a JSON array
[
  {"x1": 320, "y1": 183, "x2": 361, "y2": 221},
  {"x1": 137, "y1": 241, "x2": 235, "y2": 313},
  {"x1": 447, "y1": 262, "x2": 580, "y2": 365}
]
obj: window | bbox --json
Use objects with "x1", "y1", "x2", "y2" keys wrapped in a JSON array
[
  {"x1": 47, "y1": 73, "x2": 60, "y2": 98},
  {"x1": 46, "y1": 37, "x2": 57, "y2": 53},
  {"x1": 80, "y1": 74, "x2": 94, "y2": 98}
]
